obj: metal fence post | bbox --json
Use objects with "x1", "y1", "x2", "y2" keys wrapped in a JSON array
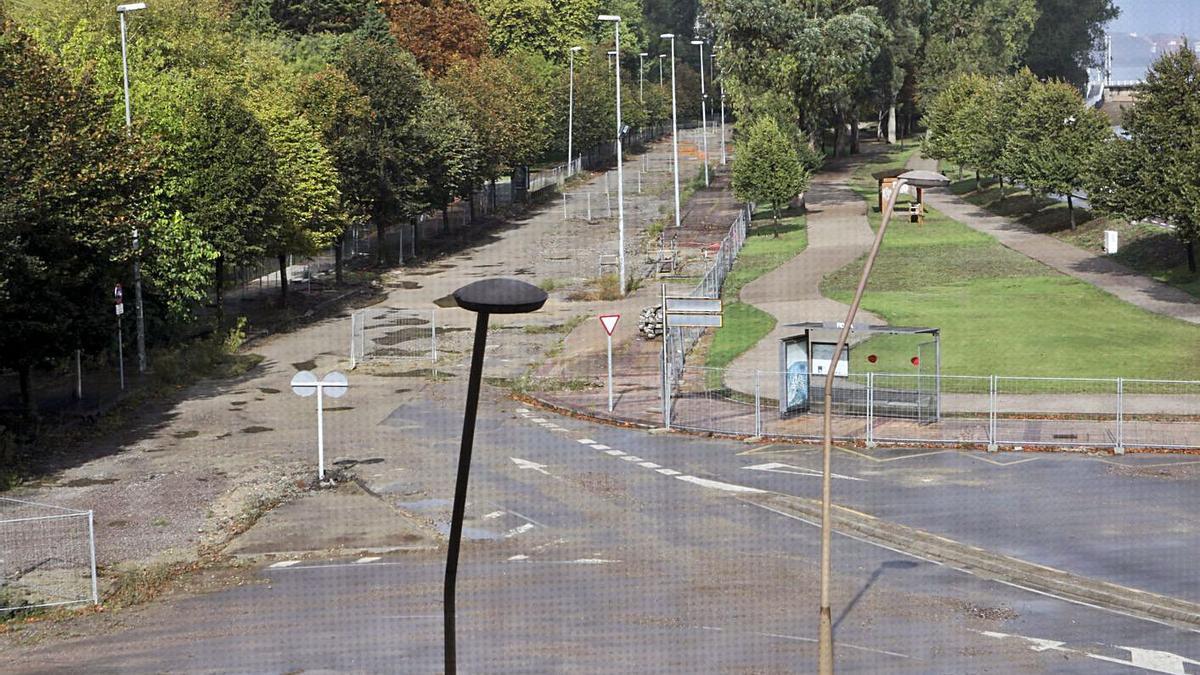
[
  {"x1": 87, "y1": 510, "x2": 99, "y2": 605},
  {"x1": 350, "y1": 311, "x2": 358, "y2": 369},
  {"x1": 988, "y1": 375, "x2": 998, "y2": 452},
  {"x1": 866, "y1": 372, "x2": 875, "y2": 447},
  {"x1": 1116, "y1": 377, "x2": 1125, "y2": 455},
  {"x1": 431, "y1": 308, "x2": 438, "y2": 363},
  {"x1": 754, "y1": 370, "x2": 762, "y2": 437},
  {"x1": 587, "y1": 192, "x2": 592, "y2": 221}
]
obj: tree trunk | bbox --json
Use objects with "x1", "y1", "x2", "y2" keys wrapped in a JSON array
[
  {"x1": 998, "y1": 175, "x2": 1006, "y2": 203},
  {"x1": 1187, "y1": 240, "x2": 1197, "y2": 273},
  {"x1": 773, "y1": 205, "x2": 781, "y2": 238},
  {"x1": 18, "y1": 363, "x2": 35, "y2": 420},
  {"x1": 1068, "y1": 194, "x2": 1076, "y2": 230},
  {"x1": 468, "y1": 190, "x2": 476, "y2": 224},
  {"x1": 887, "y1": 104, "x2": 898, "y2": 145},
  {"x1": 490, "y1": 177, "x2": 498, "y2": 210},
  {"x1": 832, "y1": 125, "x2": 841, "y2": 158},
  {"x1": 975, "y1": 170, "x2": 980, "y2": 192},
  {"x1": 850, "y1": 117, "x2": 860, "y2": 155},
  {"x1": 278, "y1": 254, "x2": 289, "y2": 305},
  {"x1": 214, "y1": 253, "x2": 225, "y2": 330},
  {"x1": 334, "y1": 239, "x2": 344, "y2": 285},
  {"x1": 411, "y1": 217, "x2": 420, "y2": 260},
  {"x1": 442, "y1": 206, "x2": 450, "y2": 236},
  {"x1": 375, "y1": 222, "x2": 388, "y2": 266}
]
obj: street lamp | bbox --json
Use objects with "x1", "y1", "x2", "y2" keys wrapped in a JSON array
[
  {"x1": 568, "y1": 46, "x2": 582, "y2": 176},
  {"x1": 690, "y1": 39, "x2": 709, "y2": 186},
  {"x1": 599, "y1": 15, "x2": 627, "y2": 296},
  {"x1": 443, "y1": 278, "x2": 548, "y2": 675},
  {"x1": 815, "y1": 169, "x2": 950, "y2": 675},
  {"x1": 117, "y1": 1, "x2": 148, "y2": 375},
  {"x1": 658, "y1": 54, "x2": 666, "y2": 88},
  {"x1": 638, "y1": 52, "x2": 648, "y2": 102},
  {"x1": 714, "y1": 46, "x2": 727, "y2": 165},
  {"x1": 660, "y1": 34, "x2": 681, "y2": 229}
]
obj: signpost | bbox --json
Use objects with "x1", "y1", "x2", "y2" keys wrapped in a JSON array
[
  {"x1": 114, "y1": 284, "x2": 125, "y2": 390},
  {"x1": 291, "y1": 370, "x2": 349, "y2": 480},
  {"x1": 599, "y1": 314, "x2": 620, "y2": 411},
  {"x1": 659, "y1": 285, "x2": 723, "y2": 428}
]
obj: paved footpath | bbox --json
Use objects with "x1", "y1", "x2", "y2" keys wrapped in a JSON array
[
  {"x1": 724, "y1": 148, "x2": 885, "y2": 395},
  {"x1": 908, "y1": 154, "x2": 1200, "y2": 325}
]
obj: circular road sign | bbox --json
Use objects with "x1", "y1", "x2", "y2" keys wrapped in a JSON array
[
  {"x1": 291, "y1": 370, "x2": 318, "y2": 397},
  {"x1": 322, "y1": 371, "x2": 348, "y2": 399}
]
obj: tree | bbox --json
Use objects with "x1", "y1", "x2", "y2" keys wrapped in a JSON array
[
  {"x1": 1023, "y1": 0, "x2": 1119, "y2": 88},
  {"x1": 337, "y1": 36, "x2": 430, "y2": 263},
  {"x1": 0, "y1": 15, "x2": 155, "y2": 415},
  {"x1": 1102, "y1": 46, "x2": 1200, "y2": 271},
  {"x1": 415, "y1": 91, "x2": 482, "y2": 234},
  {"x1": 731, "y1": 117, "x2": 810, "y2": 236},
  {"x1": 476, "y1": 0, "x2": 603, "y2": 60},
  {"x1": 171, "y1": 81, "x2": 283, "y2": 326},
  {"x1": 1004, "y1": 79, "x2": 1108, "y2": 229},
  {"x1": 989, "y1": 68, "x2": 1038, "y2": 201},
  {"x1": 921, "y1": 74, "x2": 973, "y2": 168},
  {"x1": 918, "y1": 0, "x2": 1038, "y2": 107},
  {"x1": 377, "y1": 0, "x2": 489, "y2": 75}
]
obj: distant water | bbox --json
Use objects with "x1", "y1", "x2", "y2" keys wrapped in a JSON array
[{"x1": 1109, "y1": 65, "x2": 1151, "y2": 82}]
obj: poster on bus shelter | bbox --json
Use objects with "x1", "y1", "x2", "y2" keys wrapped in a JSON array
[{"x1": 784, "y1": 337, "x2": 809, "y2": 413}]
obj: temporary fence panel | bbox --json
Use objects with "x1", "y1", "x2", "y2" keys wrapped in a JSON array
[
  {"x1": 350, "y1": 308, "x2": 438, "y2": 367},
  {"x1": 0, "y1": 498, "x2": 97, "y2": 613},
  {"x1": 1120, "y1": 379, "x2": 1200, "y2": 450},
  {"x1": 994, "y1": 377, "x2": 1119, "y2": 449}
]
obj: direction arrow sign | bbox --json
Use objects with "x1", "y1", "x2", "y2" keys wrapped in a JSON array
[
  {"x1": 599, "y1": 314, "x2": 620, "y2": 336},
  {"x1": 742, "y1": 462, "x2": 864, "y2": 481}
]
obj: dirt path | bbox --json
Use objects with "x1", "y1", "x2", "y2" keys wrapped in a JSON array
[{"x1": 723, "y1": 148, "x2": 886, "y2": 395}]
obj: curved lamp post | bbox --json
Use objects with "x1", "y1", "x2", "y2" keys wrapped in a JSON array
[
  {"x1": 443, "y1": 278, "x2": 548, "y2": 675},
  {"x1": 817, "y1": 170, "x2": 950, "y2": 674}
]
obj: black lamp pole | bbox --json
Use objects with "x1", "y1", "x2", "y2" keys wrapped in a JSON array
[{"x1": 443, "y1": 278, "x2": 547, "y2": 675}]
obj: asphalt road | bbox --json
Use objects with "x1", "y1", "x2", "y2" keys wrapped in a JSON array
[{"x1": 10, "y1": 386, "x2": 1200, "y2": 673}]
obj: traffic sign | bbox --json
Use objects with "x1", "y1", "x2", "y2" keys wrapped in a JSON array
[
  {"x1": 115, "y1": 303, "x2": 124, "y2": 316},
  {"x1": 322, "y1": 371, "x2": 348, "y2": 398},
  {"x1": 291, "y1": 370, "x2": 318, "y2": 397},
  {"x1": 667, "y1": 313, "x2": 722, "y2": 328},
  {"x1": 114, "y1": 283, "x2": 123, "y2": 302},
  {"x1": 664, "y1": 297, "x2": 721, "y2": 314},
  {"x1": 599, "y1": 314, "x2": 620, "y2": 336}
]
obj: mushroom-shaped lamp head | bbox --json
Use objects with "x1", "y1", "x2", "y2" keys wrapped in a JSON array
[
  {"x1": 897, "y1": 170, "x2": 952, "y2": 189},
  {"x1": 453, "y1": 278, "x2": 548, "y2": 315}
]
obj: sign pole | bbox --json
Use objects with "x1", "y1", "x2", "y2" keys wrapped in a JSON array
[
  {"x1": 607, "y1": 332, "x2": 614, "y2": 412},
  {"x1": 117, "y1": 314, "x2": 124, "y2": 391},
  {"x1": 316, "y1": 383, "x2": 325, "y2": 481}
]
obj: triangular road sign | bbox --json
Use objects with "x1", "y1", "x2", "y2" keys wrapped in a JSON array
[{"x1": 599, "y1": 314, "x2": 620, "y2": 336}]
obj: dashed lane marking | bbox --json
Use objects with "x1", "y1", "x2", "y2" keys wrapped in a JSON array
[
  {"x1": 657, "y1": 468, "x2": 682, "y2": 476},
  {"x1": 590, "y1": 444, "x2": 611, "y2": 450},
  {"x1": 605, "y1": 449, "x2": 626, "y2": 456},
  {"x1": 355, "y1": 556, "x2": 381, "y2": 564},
  {"x1": 577, "y1": 438, "x2": 596, "y2": 445},
  {"x1": 620, "y1": 455, "x2": 644, "y2": 462},
  {"x1": 675, "y1": 475, "x2": 766, "y2": 494},
  {"x1": 639, "y1": 462, "x2": 662, "y2": 469}
]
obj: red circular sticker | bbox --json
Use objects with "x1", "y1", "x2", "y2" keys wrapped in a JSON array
[
  {"x1": 867, "y1": 354, "x2": 877, "y2": 363},
  {"x1": 911, "y1": 356, "x2": 920, "y2": 367}
]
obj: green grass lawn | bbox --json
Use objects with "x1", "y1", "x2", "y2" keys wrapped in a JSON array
[
  {"x1": 705, "y1": 209, "x2": 808, "y2": 370},
  {"x1": 823, "y1": 158, "x2": 1200, "y2": 380},
  {"x1": 943, "y1": 164, "x2": 1200, "y2": 299}
]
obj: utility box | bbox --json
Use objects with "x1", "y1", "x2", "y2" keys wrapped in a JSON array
[{"x1": 1104, "y1": 230, "x2": 1119, "y2": 255}]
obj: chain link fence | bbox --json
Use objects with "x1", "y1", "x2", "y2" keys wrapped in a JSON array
[{"x1": 1, "y1": 498, "x2": 97, "y2": 613}]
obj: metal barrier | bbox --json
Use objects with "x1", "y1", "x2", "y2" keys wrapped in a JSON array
[
  {"x1": 0, "y1": 498, "x2": 97, "y2": 613},
  {"x1": 349, "y1": 308, "x2": 438, "y2": 368}
]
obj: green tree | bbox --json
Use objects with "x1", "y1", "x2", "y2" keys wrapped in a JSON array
[
  {"x1": 1106, "y1": 46, "x2": 1200, "y2": 271},
  {"x1": 731, "y1": 117, "x2": 810, "y2": 236},
  {"x1": 989, "y1": 68, "x2": 1038, "y2": 201},
  {"x1": 918, "y1": 0, "x2": 1038, "y2": 107},
  {"x1": 1004, "y1": 79, "x2": 1108, "y2": 229},
  {"x1": 416, "y1": 91, "x2": 482, "y2": 234},
  {"x1": 1023, "y1": 0, "x2": 1118, "y2": 88},
  {"x1": 477, "y1": 0, "x2": 603, "y2": 60},
  {"x1": 0, "y1": 15, "x2": 155, "y2": 415}
]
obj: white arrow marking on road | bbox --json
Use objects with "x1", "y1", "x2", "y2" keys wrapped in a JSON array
[
  {"x1": 510, "y1": 457, "x2": 551, "y2": 475},
  {"x1": 675, "y1": 476, "x2": 766, "y2": 494},
  {"x1": 977, "y1": 630, "x2": 1200, "y2": 674},
  {"x1": 505, "y1": 523, "x2": 535, "y2": 538},
  {"x1": 743, "y1": 462, "x2": 864, "y2": 481},
  {"x1": 483, "y1": 510, "x2": 506, "y2": 520}
]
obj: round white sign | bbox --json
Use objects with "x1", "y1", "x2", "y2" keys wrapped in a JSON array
[
  {"x1": 290, "y1": 370, "x2": 318, "y2": 397},
  {"x1": 322, "y1": 371, "x2": 348, "y2": 399}
]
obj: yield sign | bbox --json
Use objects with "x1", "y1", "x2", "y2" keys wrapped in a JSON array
[{"x1": 599, "y1": 314, "x2": 620, "y2": 336}]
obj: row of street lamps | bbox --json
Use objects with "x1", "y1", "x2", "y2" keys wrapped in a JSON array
[{"x1": 580, "y1": 19, "x2": 725, "y2": 296}]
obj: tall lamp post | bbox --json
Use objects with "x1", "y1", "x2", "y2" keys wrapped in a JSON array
[
  {"x1": 638, "y1": 52, "x2": 648, "y2": 102},
  {"x1": 714, "y1": 46, "x2": 727, "y2": 165},
  {"x1": 568, "y1": 46, "x2": 581, "y2": 176},
  {"x1": 690, "y1": 39, "x2": 709, "y2": 186},
  {"x1": 660, "y1": 34, "x2": 681, "y2": 229},
  {"x1": 816, "y1": 170, "x2": 950, "y2": 675},
  {"x1": 599, "y1": 15, "x2": 627, "y2": 296},
  {"x1": 658, "y1": 54, "x2": 666, "y2": 87},
  {"x1": 443, "y1": 278, "x2": 548, "y2": 675},
  {"x1": 118, "y1": 2, "x2": 148, "y2": 374}
]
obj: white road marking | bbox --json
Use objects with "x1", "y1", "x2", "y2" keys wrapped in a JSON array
[
  {"x1": 355, "y1": 556, "x2": 381, "y2": 564},
  {"x1": 531, "y1": 418, "x2": 548, "y2": 423},
  {"x1": 977, "y1": 630, "x2": 1200, "y2": 674},
  {"x1": 507, "y1": 554, "x2": 529, "y2": 561},
  {"x1": 621, "y1": 455, "x2": 644, "y2": 462},
  {"x1": 743, "y1": 462, "x2": 864, "y2": 481},
  {"x1": 756, "y1": 631, "x2": 911, "y2": 659},
  {"x1": 605, "y1": 449, "x2": 626, "y2": 456},
  {"x1": 269, "y1": 560, "x2": 301, "y2": 568},
  {"x1": 675, "y1": 476, "x2": 766, "y2": 493},
  {"x1": 510, "y1": 457, "x2": 551, "y2": 475},
  {"x1": 577, "y1": 438, "x2": 596, "y2": 444},
  {"x1": 657, "y1": 468, "x2": 682, "y2": 476},
  {"x1": 590, "y1": 444, "x2": 611, "y2": 450},
  {"x1": 570, "y1": 558, "x2": 619, "y2": 564},
  {"x1": 483, "y1": 510, "x2": 506, "y2": 520},
  {"x1": 505, "y1": 523, "x2": 536, "y2": 538},
  {"x1": 639, "y1": 462, "x2": 662, "y2": 469},
  {"x1": 515, "y1": 408, "x2": 529, "y2": 413}
]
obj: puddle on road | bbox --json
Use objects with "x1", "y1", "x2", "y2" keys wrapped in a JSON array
[
  {"x1": 241, "y1": 426, "x2": 273, "y2": 434},
  {"x1": 259, "y1": 387, "x2": 280, "y2": 394},
  {"x1": 291, "y1": 360, "x2": 317, "y2": 371}
]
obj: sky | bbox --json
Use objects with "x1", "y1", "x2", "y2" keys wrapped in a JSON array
[{"x1": 1111, "y1": 0, "x2": 1200, "y2": 38}]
